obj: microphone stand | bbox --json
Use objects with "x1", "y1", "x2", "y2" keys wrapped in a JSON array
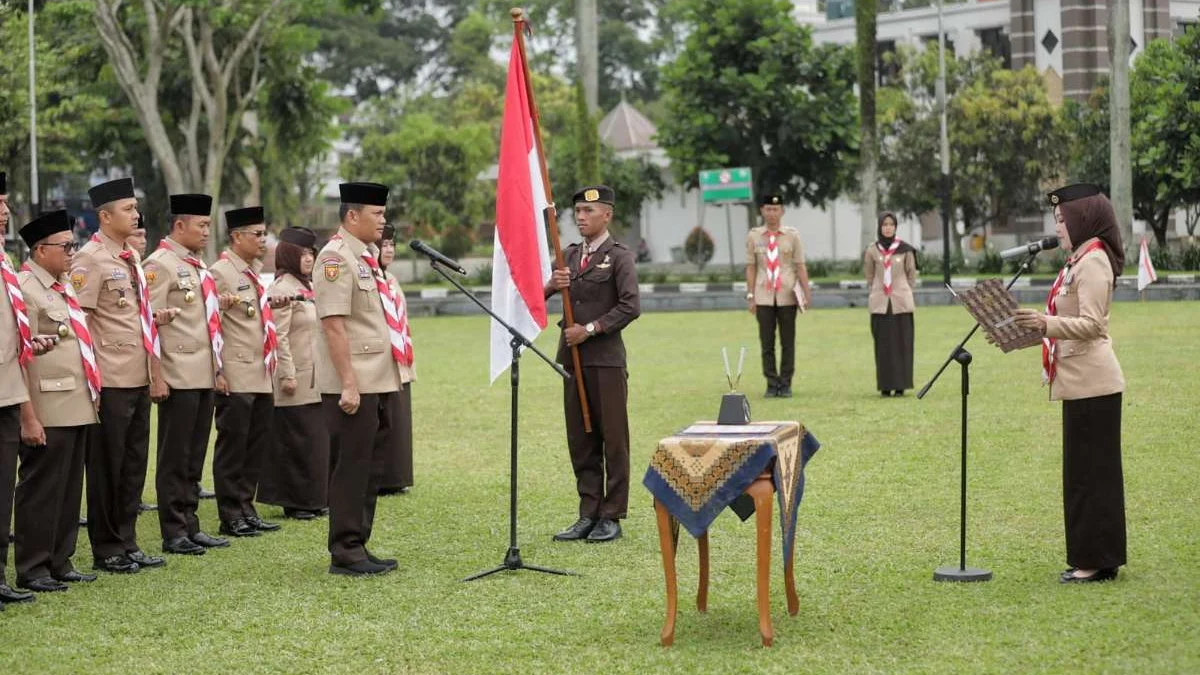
[
  {"x1": 420, "y1": 258, "x2": 575, "y2": 581},
  {"x1": 918, "y1": 251, "x2": 1039, "y2": 583}
]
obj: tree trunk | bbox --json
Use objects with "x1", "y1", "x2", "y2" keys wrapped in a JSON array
[
  {"x1": 1152, "y1": 209, "x2": 1169, "y2": 247},
  {"x1": 575, "y1": 0, "x2": 599, "y2": 113},
  {"x1": 1108, "y1": 0, "x2": 1134, "y2": 254},
  {"x1": 855, "y1": 0, "x2": 878, "y2": 253}
]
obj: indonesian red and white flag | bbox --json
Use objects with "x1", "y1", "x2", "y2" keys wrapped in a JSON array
[
  {"x1": 1137, "y1": 236, "x2": 1157, "y2": 291},
  {"x1": 489, "y1": 35, "x2": 552, "y2": 382}
]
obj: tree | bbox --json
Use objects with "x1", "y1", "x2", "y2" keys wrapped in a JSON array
[
  {"x1": 855, "y1": 0, "x2": 878, "y2": 250},
  {"x1": 879, "y1": 47, "x2": 1068, "y2": 253},
  {"x1": 656, "y1": 0, "x2": 858, "y2": 211}
]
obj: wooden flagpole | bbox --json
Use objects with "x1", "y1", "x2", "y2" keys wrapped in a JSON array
[{"x1": 512, "y1": 7, "x2": 592, "y2": 433}]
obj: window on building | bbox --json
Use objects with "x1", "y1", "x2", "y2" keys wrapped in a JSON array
[
  {"x1": 977, "y1": 27, "x2": 1012, "y2": 68},
  {"x1": 1176, "y1": 21, "x2": 1196, "y2": 38},
  {"x1": 826, "y1": 0, "x2": 853, "y2": 20},
  {"x1": 921, "y1": 34, "x2": 956, "y2": 58},
  {"x1": 877, "y1": 40, "x2": 900, "y2": 86}
]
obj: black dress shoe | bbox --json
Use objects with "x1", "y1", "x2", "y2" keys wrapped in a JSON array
[
  {"x1": 219, "y1": 519, "x2": 261, "y2": 537},
  {"x1": 245, "y1": 515, "x2": 281, "y2": 532},
  {"x1": 54, "y1": 570, "x2": 97, "y2": 583},
  {"x1": 163, "y1": 537, "x2": 206, "y2": 555},
  {"x1": 764, "y1": 386, "x2": 778, "y2": 398},
  {"x1": 190, "y1": 531, "x2": 230, "y2": 548},
  {"x1": 197, "y1": 485, "x2": 216, "y2": 500},
  {"x1": 585, "y1": 518, "x2": 622, "y2": 543},
  {"x1": 1060, "y1": 567, "x2": 1119, "y2": 584},
  {"x1": 378, "y1": 487, "x2": 404, "y2": 496},
  {"x1": 78, "y1": 516, "x2": 87, "y2": 527},
  {"x1": 127, "y1": 550, "x2": 166, "y2": 568},
  {"x1": 366, "y1": 552, "x2": 398, "y2": 570},
  {"x1": 93, "y1": 555, "x2": 139, "y2": 574},
  {"x1": 138, "y1": 502, "x2": 158, "y2": 513},
  {"x1": 552, "y1": 517, "x2": 596, "y2": 542},
  {"x1": 0, "y1": 583, "x2": 35, "y2": 604},
  {"x1": 880, "y1": 391, "x2": 893, "y2": 398},
  {"x1": 329, "y1": 559, "x2": 393, "y2": 577},
  {"x1": 283, "y1": 508, "x2": 317, "y2": 520},
  {"x1": 777, "y1": 385, "x2": 793, "y2": 398},
  {"x1": 21, "y1": 577, "x2": 69, "y2": 593}
]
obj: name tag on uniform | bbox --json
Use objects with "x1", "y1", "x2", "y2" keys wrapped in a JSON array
[
  {"x1": 237, "y1": 282, "x2": 251, "y2": 291},
  {"x1": 176, "y1": 266, "x2": 191, "y2": 278},
  {"x1": 110, "y1": 269, "x2": 128, "y2": 281},
  {"x1": 357, "y1": 264, "x2": 371, "y2": 280}
]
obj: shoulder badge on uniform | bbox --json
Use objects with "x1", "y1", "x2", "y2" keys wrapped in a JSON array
[
  {"x1": 70, "y1": 268, "x2": 87, "y2": 290},
  {"x1": 322, "y1": 258, "x2": 341, "y2": 282}
]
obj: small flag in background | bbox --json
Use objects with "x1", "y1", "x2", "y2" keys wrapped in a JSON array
[{"x1": 1137, "y1": 236, "x2": 1157, "y2": 291}]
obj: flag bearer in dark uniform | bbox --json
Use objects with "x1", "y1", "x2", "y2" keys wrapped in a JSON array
[
  {"x1": 14, "y1": 211, "x2": 100, "y2": 592},
  {"x1": 315, "y1": 182, "x2": 408, "y2": 576},
  {"x1": 258, "y1": 226, "x2": 330, "y2": 520},
  {"x1": 745, "y1": 193, "x2": 811, "y2": 398},
  {"x1": 210, "y1": 206, "x2": 281, "y2": 538},
  {"x1": 0, "y1": 172, "x2": 58, "y2": 607},
  {"x1": 545, "y1": 185, "x2": 640, "y2": 544},
  {"x1": 375, "y1": 224, "x2": 415, "y2": 496},
  {"x1": 1013, "y1": 183, "x2": 1127, "y2": 584},
  {"x1": 71, "y1": 177, "x2": 170, "y2": 574},
  {"x1": 143, "y1": 194, "x2": 229, "y2": 554}
]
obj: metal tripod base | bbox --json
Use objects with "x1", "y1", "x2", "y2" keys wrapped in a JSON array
[
  {"x1": 462, "y1": 546, "x2": 573, "y2": 582},
  {"x1": 933, "y1": 566, "x2": 992, "y2": 582}
]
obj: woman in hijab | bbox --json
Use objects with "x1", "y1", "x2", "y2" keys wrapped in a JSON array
[
  {"x1": 257, "y1": 226, "x2": 330, "y2": 520},
  {"x1": 863, "y1": 212, "x2": 918, "y2": 396},
  {"x1": 1014, "y1": 183, "x2": 1126, "y2": 584},
  {"x1": 375, "y1": 224, "x2": 415, "y2": 496}
]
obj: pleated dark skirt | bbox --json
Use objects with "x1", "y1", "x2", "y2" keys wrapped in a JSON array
[
  {"x1": 257, "y1": 402, "x2": 329, "y2": 511},
  {"x1": 376, "y1": 383, "x2": 413, "y2": 490},
  {"x1": 871, "y1": 308, "x2": 914, "y2": 392},
  {"x1": 1062, "y1": 392, "x2": 1127, "y2": 569}
]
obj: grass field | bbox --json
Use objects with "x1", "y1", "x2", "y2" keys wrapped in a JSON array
[{"x1": 2, "y1": 302, "x2": 1198, "y2": 675}]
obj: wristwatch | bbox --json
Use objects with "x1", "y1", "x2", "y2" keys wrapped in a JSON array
[
  {"x1": 746, "y1": 292, "x2": 755, "y2": 301},
  {"x1": 585, "y1": 322, "x2": 596, "y2": 336}
]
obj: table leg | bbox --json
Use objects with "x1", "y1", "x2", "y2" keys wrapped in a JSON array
[
  {"x1": 748, "y1": 478, "x2": 774, "y2": 647},
  {"x1": 697, "y1": 533, "x2": 709, "y2": 612},
  {"x1": 655, "y1": 499, "x2": 678, "y2": 647},
  {"x1": 785, "y1": 557, "x2": 799, "y2": 617}
]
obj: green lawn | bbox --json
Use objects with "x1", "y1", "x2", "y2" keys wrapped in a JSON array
[{"x1": 3, "y1": 302, "x2": 1198, "y2": 675}]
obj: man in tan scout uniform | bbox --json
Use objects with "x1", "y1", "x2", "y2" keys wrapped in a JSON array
[
  {"x1": 14, "y1": 211, "x2": 100, "y2": 593},
  {"x1": 71, "y1": 177, "x2": 172, "y2": 574},
  {"x1": 210, "y1": 206, "x2": 281, "y2": 538},
  {"x1": 143, "y1": 194, "x2": 229, "y2": 555},
  {"x1": 745, "y1": 193, "x2": 811, "y2": 399},
  {"x1": 0, "y1": 171, "x2": 58, "y2": 607},
  {"x1": 315, "y1": 182, "x2": 405, "y2": 577}
]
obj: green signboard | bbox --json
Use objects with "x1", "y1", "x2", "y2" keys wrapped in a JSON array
[{"x1": 699, "y1": 167, "x2": 753, "y2": 204}]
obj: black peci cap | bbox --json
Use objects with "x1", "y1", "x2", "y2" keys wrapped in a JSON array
[
  {"x1": 170, "y1": 193, "x2": 213, "y2": 216},
  {"x1": 339, "y1": 182, "x2": 389, "y2": 206},
  {"x1": 225, "y1": 206, "x2": 265, "y2": 230},
  {"x1": 572, "y1": 185, "x2": 615, "y2": 206},
  {"x1": 0, "y1": 171, "x2": 6, "y2": 194},
  {"x1": 279, "y1": 226, "x2": 317, "y2": 249},
  {"x1": 1047, "y1": 183, "x2": 1102, "y2": 206},
  {"x1": 88, "y1": 178, "x2": 136, "y2": 207},
  {"x1": 758, "y1": 193, "x2": 783, "y2": 207},
  {"x1": 20, "y1": 209, "x2": 72, "y2": 248}
]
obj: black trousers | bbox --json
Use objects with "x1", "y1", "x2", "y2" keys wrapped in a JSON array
[
  {"x1": 376, "y1": 383, "x2": 413, "y2": 490},
  {"x1": 756, "y1": 304, "x2": 798, "y2": 388},
  {"x1": 1063, "y1": 392, "x2": 1127, "y2": 570},
  {"x1": 15, "y1": 425, "x2": 89, "y2": 583},
  {"x1": 0, "y1": 405, "x2": 20, "y2": 584},
  {"x1": 156, "y1": 389, "x2": 215, "y2": 539},
  {"x1": 87, "y1": 387, "x2": 150, "y2": 558},
  {"x1": 564, "y1": 367, "x2": 630, "y2": 521},
  {"x1": 258, "y1": 402, "x2": 329, "y2": 511},
  {"x1": 325, "y1": 392, "x2": 392, "y2": 566},
  {"x1": 213, "y1": 393, "x2": 274, "y2": 524}
]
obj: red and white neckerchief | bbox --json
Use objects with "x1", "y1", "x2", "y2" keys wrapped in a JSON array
[
  {"x1": 877, "y1": 239, "x2": 902, "y2": 296},
  {"x1": 221, "y1": 252, "x2": 277, "y2": 375},
  {"x1": 580, "y1": 243, "x2": 591, "y2": 270},
  {"x1": 162, "y1": 241, "x2": 224, "y2": 372},
  {"x1": 1, "y1": 256, "x2": 34, "y2": 367},
  {"x1": 92, "y1": 233, "x2": 160, "y2": 357},
  {"x1": 361, "y1": 253, "x2": 413, "y2": 366},
  {"x1": 764, "y1": 231, "x2": 782, "y2": 291},
  {"x1": 1042, "y1": 239, "x2": 1106, "y2": 385},
  {"x1": 50, "y1": 280, "x2": 102, "y2": 402}
]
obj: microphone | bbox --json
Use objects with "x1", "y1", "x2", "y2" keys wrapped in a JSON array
[
  {"x1": 999, "y1": 236, "x2": 1059, "y2": 260},
  {"x1": 409, "y1": 240, "x2": 467, "y2": 275}
]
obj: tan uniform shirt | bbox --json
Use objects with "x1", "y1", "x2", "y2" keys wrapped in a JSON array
[
  {"x1": 268, "y1": 272, "x2": 322, "y2": 406},
  {"x1": 384, "y1": 270, "x2": 414, "y2": 384},
  {"x1": 143, "y1": 237, "x2": 216, "y2": 389},
  {"x1": 746, "y1": 225, "x2": 806, "y2": 306},
  {"x1": 18, "y1": 262, "x2": 98, "y2": 427},
  {"x1": 863, "y1": 245, "x2": 918, "y2": 314},
  {"x1": 209, "y1": 252, "x2": 272, "y2": 394},
  {"x1": 313, "y1": 227, "x2": 402, "y2": 395},
  {"x1": 1044, "y1": 239, "x2": 1126, "y2": 402},
  {"x1": 69, "y1": 230, "x2": 151, "y2": 388},
  {"x1": 0, "y1": 263, "x2": 32, "y2": 408}
]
